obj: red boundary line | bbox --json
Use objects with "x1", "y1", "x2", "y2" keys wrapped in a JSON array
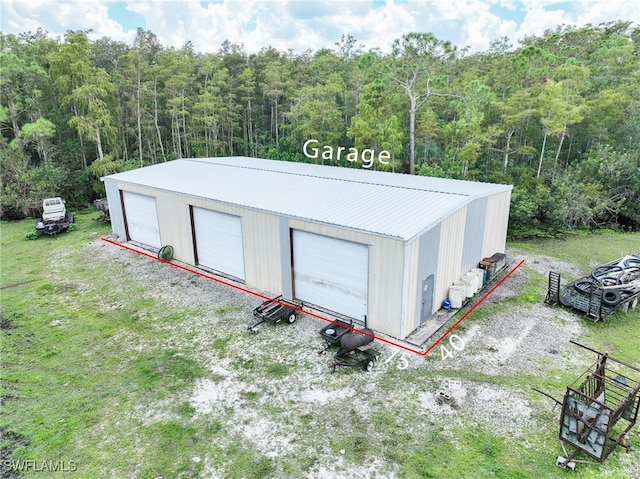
[{"x1": 101, "y1": 237, "x2": 524, "y2": 357}]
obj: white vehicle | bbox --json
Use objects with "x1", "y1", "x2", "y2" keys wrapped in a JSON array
[
  {"x1": 35, "y1": 197, "x2": 74, "y2": 235},
  {"x1": 41, "y1": 197, "x2": 66, "y2": 222}
]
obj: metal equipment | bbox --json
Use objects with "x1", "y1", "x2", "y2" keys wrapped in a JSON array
[
  {"x1": 318, "y1": 320, "x2": 377, "y2": 372},
  {"x1": 158, "y1": 245, "x2": 174, "y2": 261},
  {"x1": 93, "y1": 198, "x2": 110, "y2": 222},
  {"x1": 248, "y1": 295, "x2": 302, "y2": 332},
  {"x1": 534, "y1": 341, "x2": 640, "y2": 469}
]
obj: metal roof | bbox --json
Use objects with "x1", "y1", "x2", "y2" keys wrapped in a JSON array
[{"x1": 105, "y1": 157, "x2": 512, "y2": 240}]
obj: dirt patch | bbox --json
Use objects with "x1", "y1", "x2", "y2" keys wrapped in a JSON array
[
  {"x1": 419, "y1": 380, "x2": 534, "y2": 436},
  {"x1": 190, "y1": 377, "x2": 239, "y2": 414},
  {"x1": 444, "y1": 302, "x2": 586, "y2": 376},
  {"x1": 509, "y1": 249, "x2": 581, "y2": 278},
  {"x1": 0, "y1": 427, "x2": 30, "y2": 479},
  {"x1": 0, "y1": 315, "x2": 15, "y2": 330}
]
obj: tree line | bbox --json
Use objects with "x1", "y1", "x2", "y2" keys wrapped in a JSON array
[{"x1": 1, "y1": 22, "x2": 639, "y2": 236}]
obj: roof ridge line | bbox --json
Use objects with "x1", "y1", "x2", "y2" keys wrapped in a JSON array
[{"x1": 182, "y1": 158, "x2": 470, "y2": 197}]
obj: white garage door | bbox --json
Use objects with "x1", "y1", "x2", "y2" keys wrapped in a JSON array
[
  {"x1": 292, "y1": 230, "x2": 368, "y2": 320},
  {"x1": 122, "y1": 191, "x2": 161, "y2": 249},
  {"x1": 192, "y1": 207, "x2": 245, "y2": 280}
]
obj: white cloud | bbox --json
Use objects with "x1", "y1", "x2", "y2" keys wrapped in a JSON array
[
  {"x1": 0, "y1": 0, "x2": 636, "y2": 55},
  {"x1": 519, "y1": 0, "x2": 576, "y2": 7},
  {"x1": 329, "y1": 0, "x2": 417, "y2": 52},
  {"x1": 460, "y1": 6, "x2": 519, "y2": 52},
  {"x1": 573, "y1": 0, "x2": 639, "y2": 26},
  {"x1": 400, "y1": 0, "x2": 519, "y2": 53},
  {"x1": 494, "y1": 0, "x2": 517, "y2": 10},
  {"x1": 516, "y1": 5, "x2": 572, "y2": 43},
  {"x1": 1, "y1": 0, "x2": 136, "y2": 43}
]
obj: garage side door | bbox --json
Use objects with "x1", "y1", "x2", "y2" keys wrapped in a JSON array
[
  {"x1": 122, "y1": 191, "x2": 161, "y2": 249},
  {"x1": 192, "y1": 207, "x2": 245, "y2": 280},
  {"x1": 292, "y1": 230, "x2": 368, "y2": 320}
]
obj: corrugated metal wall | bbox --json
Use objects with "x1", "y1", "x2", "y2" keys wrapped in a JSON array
[
  {"x1": 240, "y1": 210, "x2": 282, "y2": 293},
  {"x1": 105, "y1": 182, "x2": 282, "y2": 293},
  {"x1": 403, "y1": 224, "x2": 441, "y2": 335},
  {"x1": 279, "y1": 217, "x2": 293, "y2": 300},
  {"x1": 156, "y1": 191, "x2": 193, "y2": 260},
  {"x1": 461, "y1": 197, "x2": 488, "y2": 273},
  {"x1": 104, "y1": 178, "x2": 125, "y2": 239},
  {"x1": 482, "y1": 190, "x2": 511, "y2": 259},
  {"x1": 434, "y1": 206, "x2": 467, "y2": 308}
]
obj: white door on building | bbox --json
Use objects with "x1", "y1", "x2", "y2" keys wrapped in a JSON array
[
  {"x1": 292, "y1": 229, "x2": 368, "y2": 320},
  {"x1": 192, "y1": 207, "x2": 245, "y2": 280},
  {"x1": 122, "y1": 191, "x2": 161, "y2": 249}
]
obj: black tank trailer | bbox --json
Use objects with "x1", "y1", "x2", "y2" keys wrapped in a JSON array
[{"x1": 318, "y1": 320, "x2": 377, "y2": 372}]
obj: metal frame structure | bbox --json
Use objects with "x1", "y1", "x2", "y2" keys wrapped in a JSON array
[{"x1": 551, "y1": 341, "x2": 640, "y2": 468}]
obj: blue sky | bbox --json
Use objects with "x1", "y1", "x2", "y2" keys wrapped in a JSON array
[
  {"x1": 107, "y1": 2, "x2": 148, "y2": 31},
  {"x1": 1, "y1": 1, "x2": 637, "y2": 54}
]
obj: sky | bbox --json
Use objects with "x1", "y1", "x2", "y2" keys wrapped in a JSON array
[{"x1": 1, "y1": 0, "x2": 638, "y2": 54}]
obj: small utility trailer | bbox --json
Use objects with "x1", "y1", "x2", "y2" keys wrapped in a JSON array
[
  {"x1": 248, "y1": 295, "x2": 302, "y2": 332},
  {"x1": 546, "y1": 254, "x2": 640, "y2": 321},
  {"x1": 318, "y1": 320, "x2": 377, "y2": 372}
]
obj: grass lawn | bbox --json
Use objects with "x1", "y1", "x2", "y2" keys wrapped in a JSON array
[{"x1": 2, "y1": 214, "x2": 639, "y2": 478}]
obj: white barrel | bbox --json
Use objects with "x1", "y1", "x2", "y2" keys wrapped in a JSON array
[
  {"x1": 465, "y1": 272, "x2": 479, "y2": 293},
  {"x1": 453, "y1": 280, "x2": 467, "y2": 297},
  {"x1": 462, "y1": 272, "x2": 478, "y2": 297},
  {"x1": 466, "y1": 271, "x2": 480, "y2": 292},
  {"x1": 449, "y1": 286, "x2": 464, "y2": 308},
  {"x1": 472, "y1": 267, "x2": 486, "y2": 287},
  {"x1": 470, "y1": 270, "x2": 482, "y2": 290},
  {"x1": 462, "y1": 274, "x2": 476, "y2": 298},
  {"x1": 471, "y1": 268, "x2": 486, "y2": 289}
]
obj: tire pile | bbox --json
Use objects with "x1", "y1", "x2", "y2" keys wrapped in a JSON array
[{"x1": 573, "y1": 255, "x2": 640, "y2": 307}]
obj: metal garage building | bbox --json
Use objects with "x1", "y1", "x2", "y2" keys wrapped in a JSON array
[{"x1": 104, "y1": 157, "x2": 512, "y2": 340}]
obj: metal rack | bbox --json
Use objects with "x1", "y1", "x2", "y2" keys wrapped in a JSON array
[{"x1": 536, "y1": 341, "x2": 640, "y2": 469}]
